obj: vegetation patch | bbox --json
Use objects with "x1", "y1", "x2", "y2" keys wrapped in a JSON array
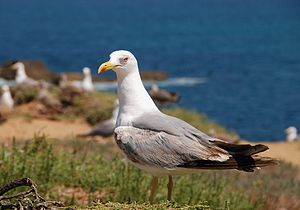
[{"x1": 0, "y1": 136, "x2": 299, "y2": 209}]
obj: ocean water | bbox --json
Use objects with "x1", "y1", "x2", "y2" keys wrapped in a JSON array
[{"x1": 0, "y1": 0, "x2": 299, "y2": 141}]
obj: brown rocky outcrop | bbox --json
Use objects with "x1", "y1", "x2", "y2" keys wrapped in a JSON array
[
  {"x1": 0, "y1": 60, "x2": 167, "y2": 82},
  {"x1": 0, "y1": 60, "x2": 55, "y2": 80}
]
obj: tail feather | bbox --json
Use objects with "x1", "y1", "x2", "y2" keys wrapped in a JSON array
[
  {"x1": 179, "y1": 142, "x2": 277, "y2": 172},
  {"x1": 179, "y1": 155, "x2": 277, "y2": 172},
  {"x1": 233, "y1": 155, "x2": 277, "y2": 172},
  {"x1": 215, "y1": 141, "x2": 269, "y2": 156}
]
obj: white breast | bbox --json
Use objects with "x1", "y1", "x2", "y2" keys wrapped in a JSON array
[{"x1": 0, "y1": 92, "x2": 14, "y2": 110}]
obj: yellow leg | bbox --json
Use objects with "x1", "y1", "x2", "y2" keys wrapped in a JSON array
[
  {"x1": 149, "y1": 176, "x2": 158, "y2": 204},
  {"x1": 167, "y1": 175, "x2": 173, "y2": 201}
]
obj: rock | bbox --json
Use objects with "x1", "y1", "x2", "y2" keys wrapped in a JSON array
[
  {"x1": 140, "y1": 70, "x2": 167, "y2": 81},
  {"x1": 0, "y1": 60, "x2": 55, "y2": 81},
  {"x1": 51, "y1": 72, "x2": 113, "y2": 85},
  {"x1": 59, "y1": 70, "x2": 167, "y2": 82}
]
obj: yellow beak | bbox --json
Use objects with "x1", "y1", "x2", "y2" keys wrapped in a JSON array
[{"x1": 98, "y1": 61, "x2": 115, "y2": 74}]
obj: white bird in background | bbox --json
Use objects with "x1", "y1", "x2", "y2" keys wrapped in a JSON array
[
  {"x1": 12, "y1": 62, "x2": 38, "y2": 86},
  {"x1": 285, "y1": 126, "x2": 299, "y2": 142},
  {"x1": 98, "y1": 50, "x2": 276, "y2": 203},
  {"x1": 0, "y1": 85, "x2": 14, "y2": 111},
  {"x1": 82, "y1": 67, "x2": 94, "y2": 91}
]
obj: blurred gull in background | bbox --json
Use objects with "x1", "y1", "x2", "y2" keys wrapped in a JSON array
[
  {"x1": 12, "y1": 62, "x2": 38, "y2": 86},
  {"x1": 285, "y1": 126, "x2": 299, "y2": 142},
  {"x1": 0, "y1": 85, "x2": 14, "y2": 111},
  {"x1": 82, "y1": 67, "x2": 94, "y2": 92}
]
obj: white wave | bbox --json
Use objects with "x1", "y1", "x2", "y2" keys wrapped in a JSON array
[
  {"x1": 93, "y1": 77, "x2": 206, "y2": 91},
  {"x1": 145, "y1": 77, "x2": 206, "y2": 87},
  {"x1": 0, "y1": 77, "x2": 206, "y2": 91},
  {"x1": 0, "y1": 79, "x2": 16, "y2": 86}
]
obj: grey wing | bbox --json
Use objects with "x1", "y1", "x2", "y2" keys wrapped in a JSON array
[
  {"x1": 114, "y1": 126, "x2": 230, "y2": 169},
  {"x1": 132, "y1": 112, "x2": 218, "y2": 144}
]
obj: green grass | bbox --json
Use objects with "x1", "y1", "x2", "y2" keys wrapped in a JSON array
[{"x1": 0, "y1": 136, "x2": 299, "y2": 210}]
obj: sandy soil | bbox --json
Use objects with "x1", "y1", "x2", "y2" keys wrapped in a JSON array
[
  {"x1": 261, "y1": 141, "x2": 300, "y2": 167},
  {"x1": 0, "y1": 118, "x2": 90, "y2": 142}
]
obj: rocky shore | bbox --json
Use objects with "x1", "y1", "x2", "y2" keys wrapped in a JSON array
[{"x1": 0, "y1": 60, "x2": 168, "y2": 82}]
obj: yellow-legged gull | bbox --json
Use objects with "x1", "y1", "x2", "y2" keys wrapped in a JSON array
[{"x1": 98, "y1": 50, "x2": 277, "y2": 203}]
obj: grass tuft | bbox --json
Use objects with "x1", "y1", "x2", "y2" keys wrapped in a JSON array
[{"x1": 11, "y1": 86, "x2": 39, "y2": 105}]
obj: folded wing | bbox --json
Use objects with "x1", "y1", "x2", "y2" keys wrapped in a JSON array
[{"x1": 115, "y1": 112, "x2": 276, "y2": 172}]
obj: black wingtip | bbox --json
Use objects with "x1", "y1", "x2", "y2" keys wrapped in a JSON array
[{"x1": 253, "y1": 144, "x2": 269, "y2": 153}]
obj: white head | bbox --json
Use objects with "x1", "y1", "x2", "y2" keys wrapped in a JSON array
[
  {"x1": 83, "y1": 67, "x2": 91, "y2": 75},
  {"x1": 98, "y1": 50, "x2": 159, "y2": 120},
  {"x1": 285, "y1": 126, "x2": 298, "y2": 142},
  {"x1": 98, "y1": 50, "x2": 138, "y2": 77},
  {"x1": 12, "y1": 62, "x2": 25, "y2": 70}
]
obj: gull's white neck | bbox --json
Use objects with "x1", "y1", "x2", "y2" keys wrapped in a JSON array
[
  {"x1": 116, "y1": 67, "x2": 159, "y2": 126},
  {"x1": 82, "y1": 73, "x2": 93, "y2": 91},
  {"x1": 83, "y1": 74, "x2": 92, "y2": 82}
]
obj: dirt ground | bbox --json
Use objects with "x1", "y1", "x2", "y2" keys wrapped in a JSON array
[
  {"x1": 0, "y1": 118, "x2": 90, "y2": 142},
  {"x1": 261, "y1": 141, "x2": 300, "y2": 167}
]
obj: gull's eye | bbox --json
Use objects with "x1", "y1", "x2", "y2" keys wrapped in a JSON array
[{"x1": 120, "y1": 57, "x2": 129, "y2": 63}]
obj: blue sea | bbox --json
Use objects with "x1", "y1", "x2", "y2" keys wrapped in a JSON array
[{"x1": 0, "y1": 0, "x2": 299, "y2": 141}]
